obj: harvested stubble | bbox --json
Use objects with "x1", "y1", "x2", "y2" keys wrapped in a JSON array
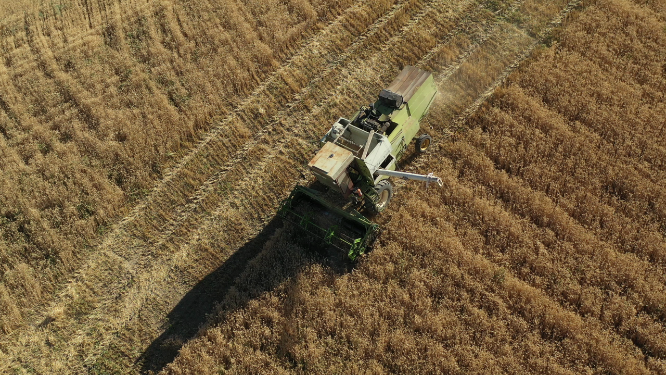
[{"x1": 0, "y1": 0, "x2": 351, "y2": 333}]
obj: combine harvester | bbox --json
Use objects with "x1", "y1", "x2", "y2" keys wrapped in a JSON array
[{"x1": 279, "y1": 66, "x2": 442, "y2": 260}]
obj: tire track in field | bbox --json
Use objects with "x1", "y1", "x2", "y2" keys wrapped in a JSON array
[
  {"x1": 114, "y1": 0, "x2": 413, "y2": 246},
  {"x1": 140, "y1": 0, "x2": 424, "y2": 253},
  {"x1": 29, "y1": 0, "x2": 504, "y2": 370}
]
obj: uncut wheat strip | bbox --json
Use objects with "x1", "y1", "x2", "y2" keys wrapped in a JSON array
[
  {"x1": 491, "y1": 88, "x2": 666, "y2": 252},
  {"x1": 371, "y1": 236, "x2": 574, "y2": 372},
  {"x1": 462, "y1": 95, "x2": 666, "y2": 334},
  {"x1": 451, "y1": 128, "x2": 666, "y2": 295},
  {"x1": 390, "y1": 57, "x2": 652, "y2": 374},
  {"x1": 389, "y1": 211, "x2": 648, "y2": 373},
  {"x1": 465, "y1": 125, "x2": 666, "y2": 358},
  {"x1": 435, "y1": 138, "x2": 666, "y2": 357},
  {"x1": 509, "y1": 0, "x2": 666, "y2": 153},
  {"x1": 518, "y1": 52, "x2": 666, "y2": 184},
  {"x1": 551, "y1": 80, "x2": 666, "y2": 184},
  {"x1": 376, "y1": 210, "x2": 597, "y2": 373},
  {"x1": 479, "y1": 90, "x2": 666, "y2": 265}
]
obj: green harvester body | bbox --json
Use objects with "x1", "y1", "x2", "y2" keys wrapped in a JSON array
[{"x1": 279, "y1": 66, "x2": 438, "y2": 260}]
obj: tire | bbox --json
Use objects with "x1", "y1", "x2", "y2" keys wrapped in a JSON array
[
  {"x1": 368, "y1": 180, "x2": 393, "y2": 214},
  {"x1": 416, "y1": 134, "x2": 432, "y2": 153}
]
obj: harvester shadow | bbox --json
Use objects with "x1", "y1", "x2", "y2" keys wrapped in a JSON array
[{"x1": 138, "y1": 216, "x2": 354, "y2": 374}]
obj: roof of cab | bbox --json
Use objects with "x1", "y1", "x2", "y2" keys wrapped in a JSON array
[{"x1": 385, "y1": 66, "x2": 432, "y2": 103}]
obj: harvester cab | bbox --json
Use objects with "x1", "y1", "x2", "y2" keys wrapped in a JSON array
[{"x1": 279, "y1": 66, "x2": 443, "y2": 260}]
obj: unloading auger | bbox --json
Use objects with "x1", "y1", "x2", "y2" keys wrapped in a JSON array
[{"x1": 279, "y1": 66, "x2": 442, "y2": 260}]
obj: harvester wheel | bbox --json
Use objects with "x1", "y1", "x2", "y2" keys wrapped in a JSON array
[
  {"x1": 416, "y1": 134, "x2": 432, "y2": 153},
  {"x1": 368, "y1": 180, "x2": 393, "y2": 214}
]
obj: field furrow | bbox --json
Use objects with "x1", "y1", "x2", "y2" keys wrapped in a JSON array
[{"x1": 0, "y1": 0, "x2": 355, "y2": 333}]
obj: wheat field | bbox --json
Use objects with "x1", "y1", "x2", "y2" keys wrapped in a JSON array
[{"x1": 0, "y1": 0, "x2": 665, "y2": 373}]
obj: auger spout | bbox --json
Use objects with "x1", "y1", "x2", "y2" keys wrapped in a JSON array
[{"x1": 375, "y1": 169, "x2": 443, "y2": 187}]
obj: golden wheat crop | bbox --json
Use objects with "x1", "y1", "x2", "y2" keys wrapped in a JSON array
[{"x1": 1, "y1": 0, "x2": 665, "y2": 373}]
